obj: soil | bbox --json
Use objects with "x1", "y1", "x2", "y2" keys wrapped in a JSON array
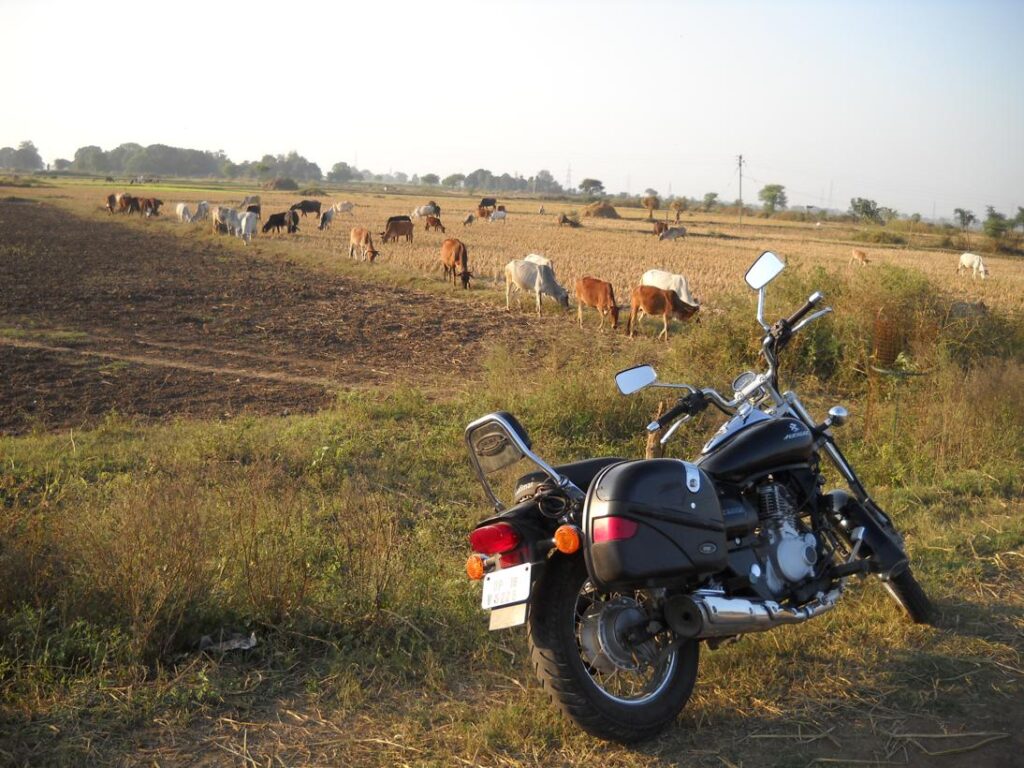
[{"x1": 0, "y1": 200, "x2": 526, "y2": 434}]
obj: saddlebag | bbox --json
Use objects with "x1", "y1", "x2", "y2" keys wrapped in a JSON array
[{"x1": 583, "y1": 459, "x2": 727, "y2": 591}]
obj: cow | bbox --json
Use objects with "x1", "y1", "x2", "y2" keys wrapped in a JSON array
[
  {"x1": 290, "y1": 199, "x2": 322, "y2": 218},
  {"x1": 479, "y1": 197, "x2": 497, "y2": 209},
  {"x1": 114, "y1": 192, "x2": 128, "y2": 210},
  {"x1": 287, "y1": 210, "x2": 300, "y2": 233},
  {"x1": 658, "y1": 226, "x2": 687, "y2": 241},
  {"x1": 425, "y1": 215, "x2": 445, "y2": 233},
  {"x1": 653, "y1": 221, "x2": 669, "y2": 236},
  {"x1": 463, "y1": 213, "x2": 475, "y2": 226},
  {"x1": 575, "y1": 277, "x2": 619, "y2": 331},
  {"x1": 640, "y1": 269, "x2": 699, "y2": 307},
  {"x1": 412, "y1": 203, "x2": 440, "y2": 218},
  {"x1": 240, "y1": 194, "x2": 261, "y2": 208},
  {"x1": 496, "y1": 205, "x2": 506, "y2": 212},
  {"x1": 477, "y1": 206, "x2": 491, "y2": 219},
  {"x1": 850, "y1": 248, "x2": 870, "y2": 266},
  {"x1": 440, "y1": 238, "x2": 471, "y2": 289},
  {"x1": 194, "y1": 201, "x2": 209, "y2": 221},
  {"x1": 957, "y1": 252, "x2": 989, "y2": 279},
  {"x1": 504, "y1": 259, "x2": 569, "y2": 315},
  {"x1": 263, "y1": 212, "x2": 290, "y2": 234},
  {"x1": 489, "y1": 210, "x2": 508, "y2": 223},
  {"x1": 349, "y1": 227, "x2": 379, "y2": 262},
  {"x1": 386, "y1": 214, "x2": 412, "y2": 227},
  {"x1": 244, "y1": 203, "x2": 261, "y2": 219},
  {"x1": 238, "y1": 212, "x2": 259, "y2": 244},
  {"x1": 105, "y1": 193, "x2": 116, "y2": 214},
  {"x1": 138, "y1": 198, "x2": 162, "y2": 217},
  {"x1": 332, "y1": 200, "x2": 354, "y2": 215},
  {"x1": 949, "y1": 300, "x2": 988, "y2": 319},
  {"x1": 175, "y1": 203, "x2": 193, "y2": 223},
  {"x1": 524, "y1": 253, "x2": 554, "y2": 274},
  {"x1": 319, "y1": 207, "x2": 335, "y2": 230},
  {"x1": 380, "y1": 219, "x2": 414, "y2": 243},
  {"x1": 212, "y1": 206, "x2": 241, "y2": 235},
  {"x1": 120, "y1": 195, "x2": 141, "y2": 215},
  {"x1": 628, "y1": 285, "x2": 700, "y2": 341}
]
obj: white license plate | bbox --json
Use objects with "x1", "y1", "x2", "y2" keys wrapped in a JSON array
[{"x1": 481, "y1": 562, "x2": 532, "y2": 610}]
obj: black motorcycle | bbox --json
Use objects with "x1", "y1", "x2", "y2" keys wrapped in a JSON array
[{"x1": 463, "y1": 251, "x2": 933, "y2": 743}]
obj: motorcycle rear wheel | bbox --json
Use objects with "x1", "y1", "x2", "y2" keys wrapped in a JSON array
[
  {"x1": 528, "y1": 555, "x2": 699, "y2": 743},
  {"x1": 883, "y1": 567, "x2": 934, "y2": 624}
]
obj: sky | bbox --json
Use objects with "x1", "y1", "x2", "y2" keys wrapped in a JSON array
[{"x1": 3, "y1": 0, "x2": 1022, "y2": 218}]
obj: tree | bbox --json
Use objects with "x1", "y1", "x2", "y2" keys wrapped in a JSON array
[
  {"x1": 953, "y1": 208, "x2": 976, "y2": 230},
  {"x1": 533, "y1": 169, "x2": 561, "y2": 194},
  {"x1": 53, "y1": 158, "x2": 71, "y2": 171},
  {"x1": 878, "y1": 207, "x2": 899, "y2": 225},
  {"x1": 442, "y1": 173, "x2": 465, "y2": 188},
  {"x1": 1014, "y1": 207, "x2": 1024, "y2": 233},
  {"x1": 850, "y1": 197, "x2": 882, "y2": 224},
  {"x1": 702, "y1": 192, "x2": 719, "y2": 211},
  {"x1": 11, "y1": 141, "x2": 43, "y2": 171},
  {"x1": 641, "y1": 194, "x2": 660, "y2": 220},
  {"x1": 669, "y1": 199, "x2": 688, "y2": 222},
  {"x1": 983, "y1": 206, "x2": 1009, "y2": 243},
  {"x1": 644, "y1": 187, "x2": 658, "y2": 197},
  {"x1": 579, "y1": 178, "x2": 604, "y2": 196},
  {"x1": 758, "y1": 184, "x2": 787, "y2": 215},
  {"x1": 421, "y1": 173, "x2": 440, "y2": 185},
  {"x1": 72, "y1": 145, "x2": 108, "y2": 173},
  {"x1": 465, "y1": 168, "x2": 494, "y2": 189}
]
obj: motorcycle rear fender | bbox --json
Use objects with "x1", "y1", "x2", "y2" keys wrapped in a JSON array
[{"x1": 824, "y1": 490, "x2": 909, "y2": 578}]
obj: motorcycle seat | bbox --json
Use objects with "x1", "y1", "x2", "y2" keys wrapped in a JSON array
[{"x1": 514, "y1": 457, "x2": 624, "y2": 502}]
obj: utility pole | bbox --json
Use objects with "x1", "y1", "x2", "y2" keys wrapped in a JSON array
[
  {"x1": 565, "y1": 163, "x2": 572, "y2": 192},
  {"x1": 737, "y1": 154, "x2": 744, "y2": 226}
]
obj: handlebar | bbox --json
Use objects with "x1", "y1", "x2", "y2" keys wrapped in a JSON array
[
  {"x1": 647, "y1": 391, "x2": 708, "y2": 432},
  {"x1": 785, "y1": 291, "x2": 824, "y2": 327}
]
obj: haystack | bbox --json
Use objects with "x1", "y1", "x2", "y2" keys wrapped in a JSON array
[
  {"x1": 582, "y1": 201, "x2": 620, "y2": 219},
  {"x1": 263, "y1": 177, "x2": 299, "y2": 191}
]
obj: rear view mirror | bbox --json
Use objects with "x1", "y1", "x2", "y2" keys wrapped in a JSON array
[
  {"x1": 745, "y1": 251, "x2": 785, "y2": 290},
  {"x1": 615, "y1": 365, "x2": 657, "y2": 395}
]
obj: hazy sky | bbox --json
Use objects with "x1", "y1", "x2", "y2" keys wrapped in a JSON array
[{"x1": 4, "y1": 0, "x2": 1022, "y2": 217}]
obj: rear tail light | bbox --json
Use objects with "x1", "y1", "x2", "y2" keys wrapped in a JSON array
[
  {"x1": 469, "y1": 522, "x2": 521, "y2": 555},
  {"x1": 592, "y1": 516, "x2": 639, "y2": 543}
]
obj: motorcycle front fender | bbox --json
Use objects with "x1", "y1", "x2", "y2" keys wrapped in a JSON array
[{"x1": 824, "y1": 490, "x2": 909, "y2": 579}]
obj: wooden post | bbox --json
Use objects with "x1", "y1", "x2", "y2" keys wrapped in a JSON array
[{"x1": 645, "y1": 401, "x2": 667, "y2": 459}]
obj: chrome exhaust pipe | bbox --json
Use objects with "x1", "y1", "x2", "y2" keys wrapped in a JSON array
[{"x1": 666, "y1": 589, "x2": 841, "y2": 639}]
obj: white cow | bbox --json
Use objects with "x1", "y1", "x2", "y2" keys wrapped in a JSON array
[
  {"x1": 490, "y1": 210, "x2": 508, "y2": 223},
  {"x1": 319, "y1": 208, "x2": 335, "y2": 230},
  {"x1": 640, "y1": 268, "x2": 699, "y2": 307},
  {"x1": 175, "y1": 203, "x2": 193, "y2": 223},
  {"x1": 658, "y1": 226, "x2": 687, "y2": 241},
  {"x1": 412, "y1": 204, "x2": 439, "y2": 218},
  {"x1": 213, "y1": 205, "x2": 241, "y2": 236},
  {"x1": 240, "y1": 194, "x2": 261, "y2": 208},
  {"x1": 238, "y1": 212, "x2": 258, "y2": 243},
  {"x1": 957, "y1": 252, "x2": 989, "y2": 280},
  {"x1": 194, "y1": 201, "x2": 209, "y2": 221},
  {"x1": 524, "y1": 253, "x2": 555, "y2": 278},
  {"x1": 332, "y1": 200, "x2": 354, "y2": 215},
  {"x1": 505, "y1": 259, "x2": 569, "y2": 315}
]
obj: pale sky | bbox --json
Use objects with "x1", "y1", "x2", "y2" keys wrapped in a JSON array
[{"x1": 3, "y1": 0, "x2": 1022, "y2": 217}]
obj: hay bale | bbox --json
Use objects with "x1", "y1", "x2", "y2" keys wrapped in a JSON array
[
  {"x1": 263, "y1": 177, "x2": 299, "y2": 191},
  {"x1": 582, "y1": 201, "x2": 620, "y2": 219}
]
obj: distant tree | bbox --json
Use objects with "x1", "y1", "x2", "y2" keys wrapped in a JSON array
[
  {"x1": 850, "y1": 197, "x2": 882, "y2": 224},
  {"x1": 702, "y1": 192, "x2": 719, "y2": 211},
  {"x1": 465, "y1": 168, "x2": 494, "y2": 189},
  {"x1": 533, "y1": 169, "x2": 561, "y2": 193},
  {"x1": 327, "y1": 162, "x2": 357, "y2": 183},
  {"x1": 0, "y1": 147, "x2": 14, "y2": 168},
  {"x1": 71, "y1": 145, "x2": 108, "y2": 173},
  {"x1": 442, "y1": 173, "x2": 465, "y2": 188},
  {"x1": 641, "y1": 194, "x2": 660, "y2": 220},
  {"x1": 878, "y1": 207, "x2": 899, "y2": 225},
  {"x1": 909, "y1": 213, "x2": 922, "y2": 224},
  {"x1": 579, "y1": 178, "x2": 604, "y2": 196},
  {"x1": 758, "y1": 184, "x2": 787, "y2": 215},
  {"x1": 669, "y1": 199, "x2": 688, "y2": 222},
  {"x1": 1014, "y1": 207, "x2": 1024, "y2": 233},
  {"x1": 53, "y1": 158, "x2": 72, "y2": 171},
  {"x1": 644, "y1": 187, "x2": 658, "y2": 197},
  {"x1": 421, "y1": 173, "x2": 440, "y2": 185},
  {"x1": 392, "y1": 171, "x2": 408, "y2": 184},
  {"x1": 11, "y1": 141, "x2": 43, "y2": 171},
  {"x1": 983, "y1": 206, "x2": 1009, "y2": 243},
  {"x1": 953, "y1": 208, "x2": 976, "y2": 230}
]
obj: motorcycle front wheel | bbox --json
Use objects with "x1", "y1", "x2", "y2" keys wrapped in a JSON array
[
  {"x1": 528, "y1": 555, "x2": 699, "y2": 743},
  {"x1": 883, "y1": 567, "x2": 934, "y2": 624}
]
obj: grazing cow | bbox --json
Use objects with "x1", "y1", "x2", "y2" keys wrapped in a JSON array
[
  {"x1": 194, "y1": 201, "x2": 209, "y2": 221},
  {"x1": 556, "y1": 213, "x2": 581, "y2": 228},
  {"x1": 240, "y1": 194, "x2": 261, "y2": 208},
  {"x1": 479, "y1": 197, "x2": 497, "y2": 209},
  {"x1": 263, "y1": 212, "x2": 290, "y2": 234},
  {"x1": 497, "y1": 205, "x2": 506, "y2": 212},
  {"x1": 949, "y1": 300, "x2": 988, "y2": 319},
  {"x1": 386, "y1": 215, "x2": 412, "y2": 228},
  {"x1": 628, "y1": 285, "x2": 700, "y2": 341},
  {"x1": 287, "y1": 210, "x2": 300, "y2": 233},
  {"x1": 412, "y1": 203, "x2": 440, "y2": 218},
  {"x1": 575, "y1": 277, "x2": 619, "y2": 331},
  {"x1": 349, "y1": 227, "x2": 379, "y2": 262},
  {"x1": 504, "y1": 259, "x2": 569, "y2": 315},
  {"x1": 425, "y1": 215, "x2": 445, "y2": 233},
  {"x1": 640, "y1": 268, "x2": 699, "y2": 307},
  {"x1": 489, "y1": 210, "x2": 508, "y2": 223},
  {"x1": 850, "y1": 248, "x2": 870, "y2": 266},
  {"x1": 238, "y1": 212, "x2": 259, "y2": 244},
  {"x1": 477, "y1": 205, "x2": 491, "y2": 219},
  {"x1": 212, "y1": 206, "x2": 241, "y2": 235},
  {"x1": 380, "y1": 219, "x2": 414, "y2": 243},
  {"x1": 440, "y1": 238, "x2": 472, "y2": 289},
  {"x1": 290, "y1": 200, "x2": 322, "y2": 218},
  {"x1": 120, "y1": 195, "x2": 141, "y2": 215},
  {"x1": 115, "y1": 192, "x2": 128, "y2": 210},
  {"x1": 524, "y1": 253, "x2": 554, "y2": 274},
  {"x1": 658, "y1": 226, "x2": 687, "y2": 241},
  {"x1": 463, "y1": 213, "x2": 475, "y2": 226},
  {"x1": 139, "y1": 198, "x2": 163, "y2": 217},
  {"x1": 319, "y1": 208, "x2": 335, "y2": 230},
  {"x1": 332, "y1": 200, "x2": 354, "y2": 215},
  {"x1": 957, "y1": 252, "x2": 989, "y2": 279},
  {"x1": 653, "y1": 221, "x2": 669, "y2": 236},
  {"x1": 105, "y1": 193, "x2": 116, "y2": 214},
  {"x1": 175, "y1": 203, "x2": 193, "y2": 222},
  {"x1": 244, "y1": 204, "x2": 261, "y2": 219}
]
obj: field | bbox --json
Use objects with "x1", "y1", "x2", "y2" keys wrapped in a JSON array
[{"x1": 1, "y1": 180, "x2": 1022, "y2": 767}]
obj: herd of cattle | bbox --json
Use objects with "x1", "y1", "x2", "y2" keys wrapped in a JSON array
[{"x1": 101, "y1": 190, "x2": 995, "y2": 341}]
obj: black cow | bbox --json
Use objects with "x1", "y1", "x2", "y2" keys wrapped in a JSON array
[
  {"x1": 245, "y1": 204, "x2": 261, "y2": 219},
  {"x1": 479, "y1": 197, "x2": 497, "y2": 209},
  {"x1": 290, "y1": 200, "x2": 322, "y2": 218},
  {"x1": 263, "y1": 212, "x2": 290, "y2": 234},
  {"x1": 287, "y1": 210, "x2": 300, "y2": 233},
  {"x1": 386, "y1": 214, "x2": 412, "y2": 227}
]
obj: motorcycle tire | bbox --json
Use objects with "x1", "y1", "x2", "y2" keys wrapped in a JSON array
[
  {"x1": 884, "y1": 567, "x2": 934, "y2": 625},
  {"x1": 527, "y1": 554, "x2": 699, "y2": 743}
]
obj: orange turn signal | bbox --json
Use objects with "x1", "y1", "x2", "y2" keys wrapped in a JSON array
[
  {"x1": 466, "y1": 554, "x2": 486, "y2": 581},
  {"x1": 553, "y1": 525, "x2": 581, "y2": 555}
]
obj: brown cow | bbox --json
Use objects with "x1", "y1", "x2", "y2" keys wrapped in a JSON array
[
  {"x1": 380, "y1": 219, "x2": 414, "y2": 243},
  {"x1": 425, "y1": 215, "x2": 445, "y2": 233},
  {"x1": 440, "y1": 238, "x2": 471, "y2": 289},
  {"x1": 141, "y1": 198, "x2": 163, "y2": 217},
  {"x1": 105, "y1": 193, "x2": 116, "y2": 213},
  {"x1": 653, "y1": 221, "x2": 669, "y2": 236},
  {"x1": 477, "y1": 205, "x2": 491, "y2": 219},
  {"x1": 121, "y1": 195, "x2": 142, "y2": 215},
  {"x1": 575, "y1": 277, "x2": 619, "y2": 331},
  {"x1": 496, "y1": 204, "x2": 506, "y2": 212},
  {"x1": 850, "y1": 248, "x2": 870, "y2": 266},
  {"x1": 557, "y1": 213, "x2": 581, "y2": 228},
  {"x1": 628, "y1": 285, "x2": 699, "y2": 341},
  {"x1": 349, "y1": 227, "x2": 379, "y2": 262}
]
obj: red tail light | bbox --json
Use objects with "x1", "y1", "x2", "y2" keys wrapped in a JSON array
[
  {"x1": 592, "y1": 516, "x2": 639, "y2": 543},
  {"x1": 469, "y1": 522, "x2": 521, "y2": 555}
]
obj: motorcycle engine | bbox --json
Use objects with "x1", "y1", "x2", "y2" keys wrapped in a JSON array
[{"x1": 752, "y1": 482, "x2": 819, "y2": 599}]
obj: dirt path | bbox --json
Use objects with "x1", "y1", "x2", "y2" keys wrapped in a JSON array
[{"x1": 0, "y1": 200, "x2": 536, "y2": 433}]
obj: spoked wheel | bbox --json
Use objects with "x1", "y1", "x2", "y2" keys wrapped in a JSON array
[
  {"x1": 883, "y1": 567, "x2": 934, "y2": 624},
  {"x1": 528, "y1": 555, "x2": 699, "y2": 743}
]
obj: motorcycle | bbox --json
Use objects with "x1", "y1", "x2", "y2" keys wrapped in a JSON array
[{"x1": 463, "y1": 251, "x2": 933, "y2": 743}]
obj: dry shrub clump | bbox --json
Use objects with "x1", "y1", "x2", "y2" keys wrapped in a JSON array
[
  {"x1": 263, "y1": 177, "x2": 298, "y2": 191},
  {"x1": 581, "y1": 201, "x2": 619, "y2": 218}
]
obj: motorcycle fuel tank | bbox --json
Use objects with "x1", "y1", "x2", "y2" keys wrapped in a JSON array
[{"x1": 696, "y1": 417, "x2": 814, "y2": 483}]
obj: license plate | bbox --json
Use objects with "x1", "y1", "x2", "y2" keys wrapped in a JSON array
[{"x1": 481, "y1": 562, "x2": 532, "y2": 610}]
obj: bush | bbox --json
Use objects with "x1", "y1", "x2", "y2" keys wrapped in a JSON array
[
  {"x1": 299, "y1": 187, "x2": 326, "y2": 196},
  {"x1": 264, "y1": 177, "x2": 298, "y2": 191},
  {"x1": 851, "y1": 229, "x2": 907, "y2": 245}
]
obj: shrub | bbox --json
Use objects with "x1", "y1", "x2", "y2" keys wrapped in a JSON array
[{"x1": 264, "y1": 177, "x2": 298, "y2": 191}]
